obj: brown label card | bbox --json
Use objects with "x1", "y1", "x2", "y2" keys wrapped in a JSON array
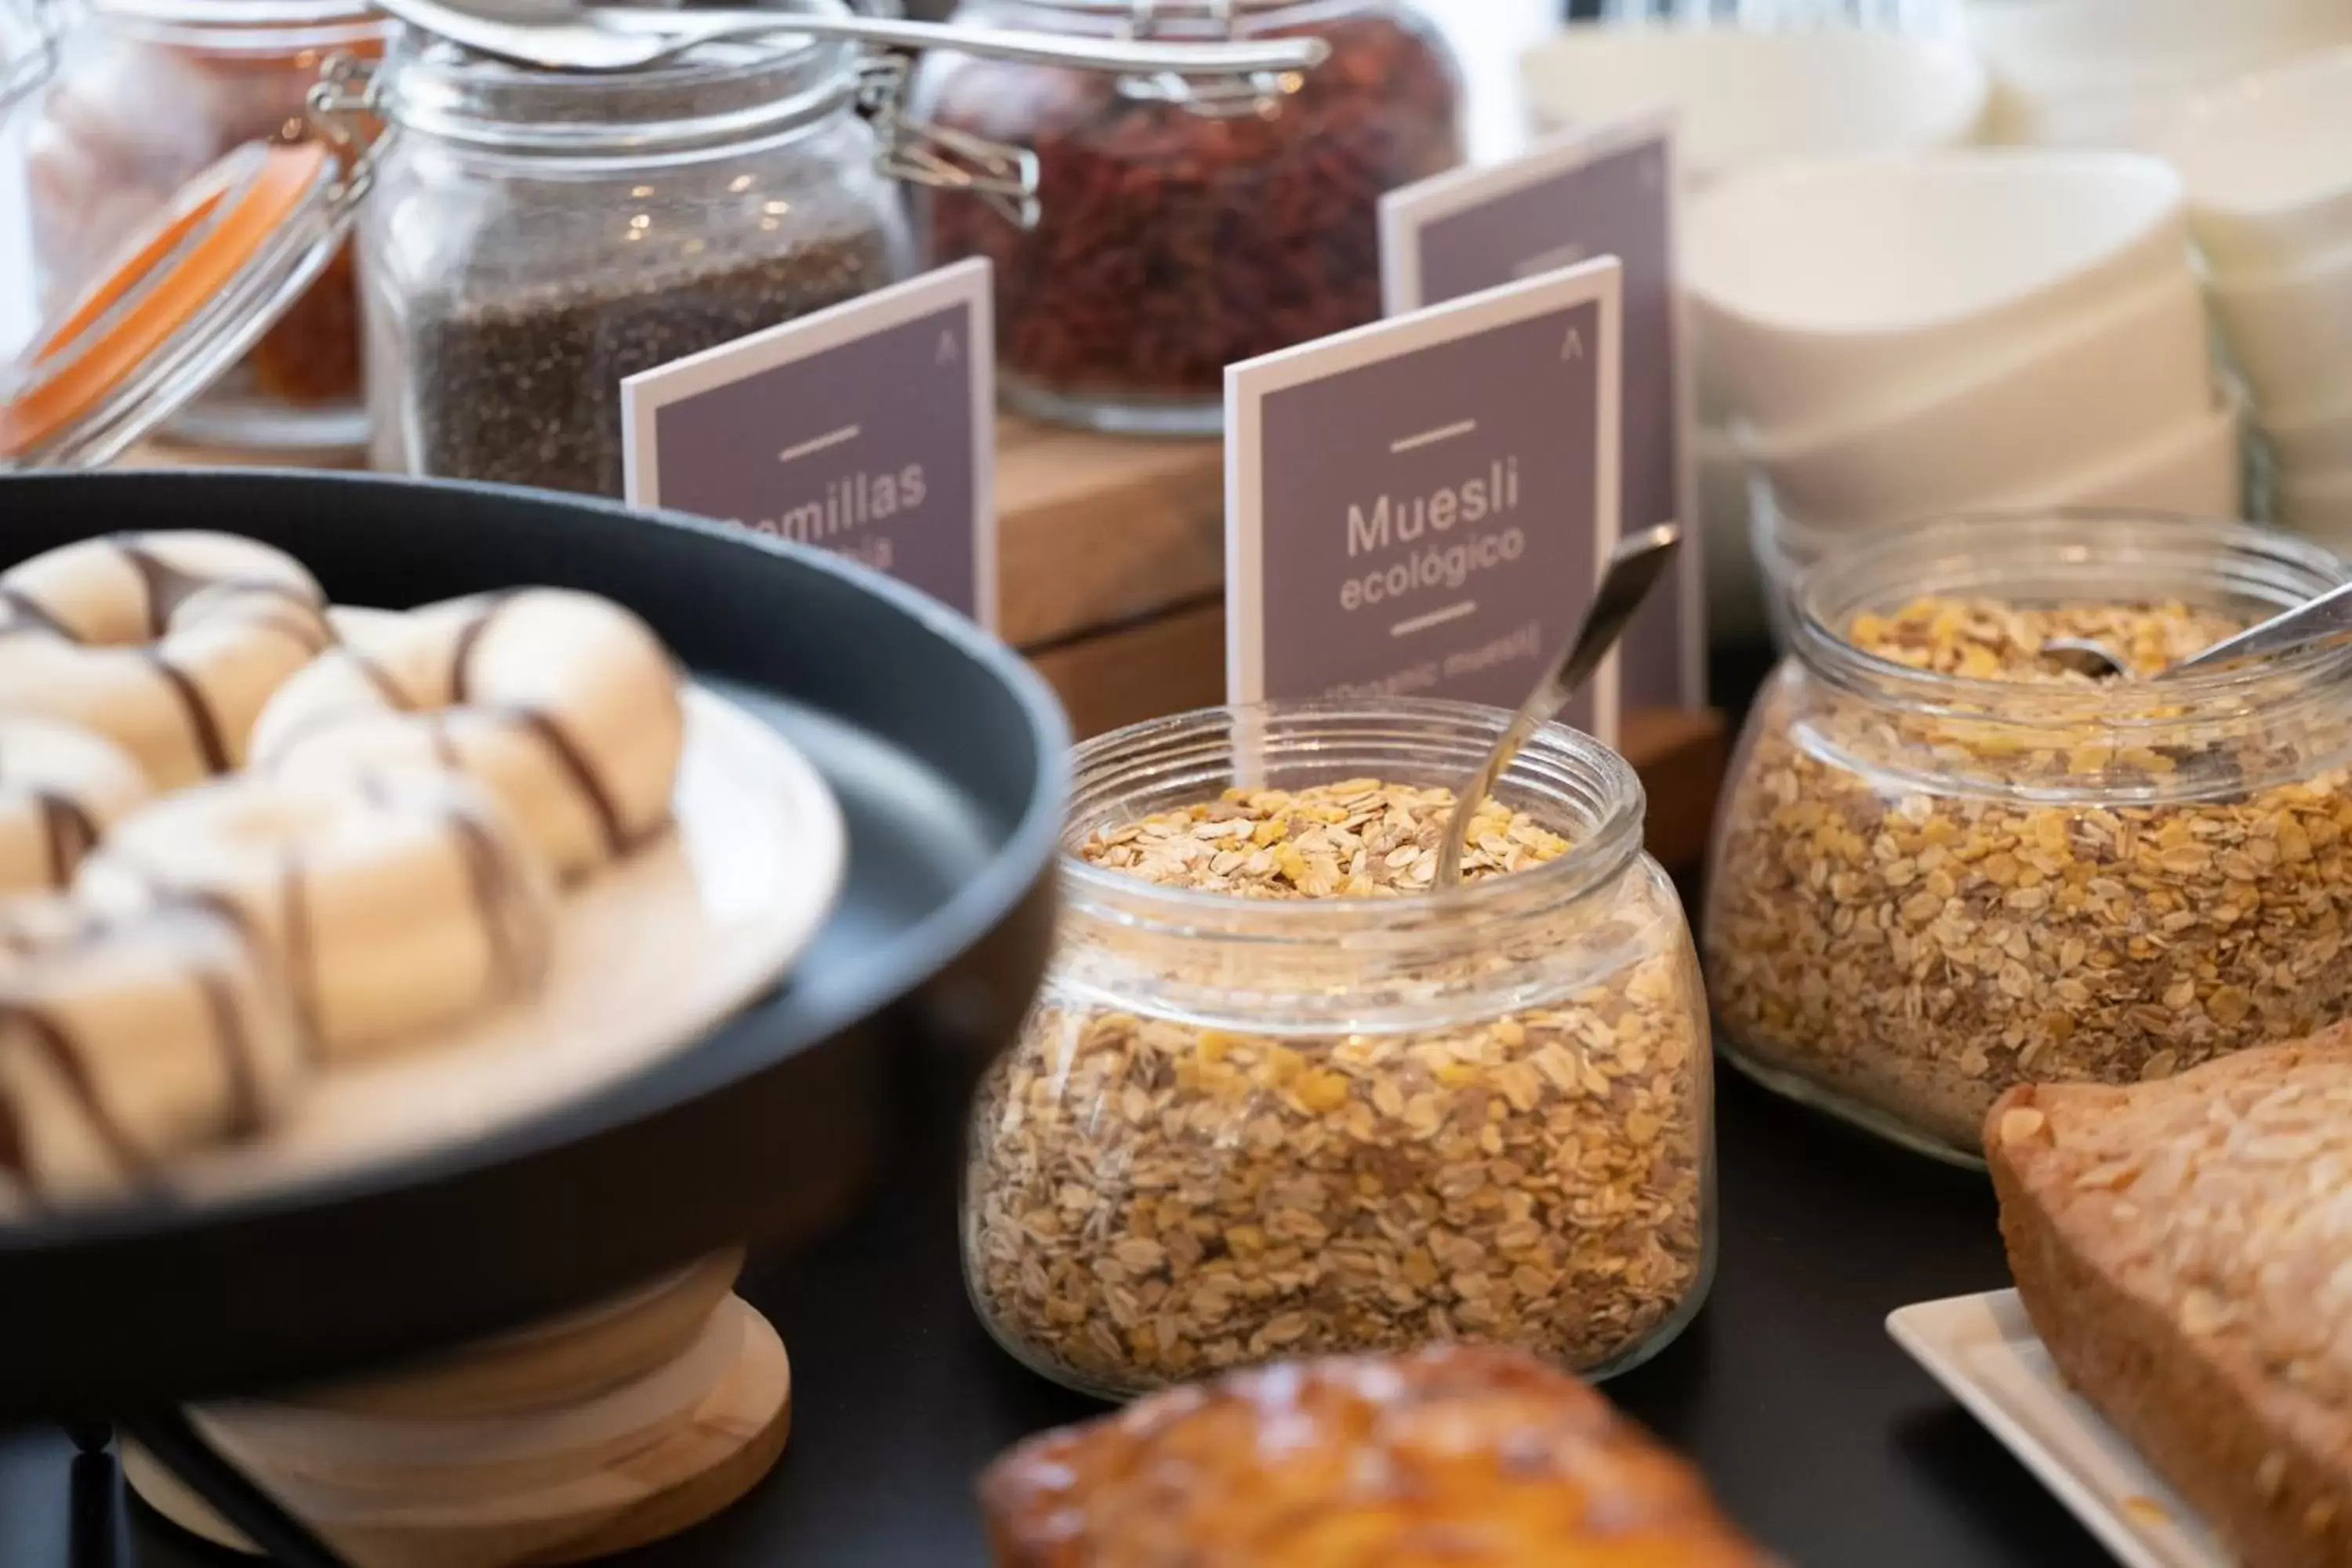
[
  {"x1": 1226, "y1": 258, "x2": 1623, "y2": 742},
  {"x1": 622, "y1": 260, "x2": 996, "y2": 627}
]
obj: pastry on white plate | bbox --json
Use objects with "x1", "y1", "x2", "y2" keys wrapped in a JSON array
[
  {"x1": 79, "y1": 770, "x2": 557, "y2": 1062},
  {"x1": 0, "y1": 532, "x2": 332, "y2": 788},
  {"x1": 254, "y1": 589, "x2": 685, "y2": 882},
  {"x1": 0, "y1": 895, "x2": 305, "y2": 1211}
]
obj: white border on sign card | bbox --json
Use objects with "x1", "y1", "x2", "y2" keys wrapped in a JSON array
[
  {"x1": 1380, "y1": 111, "x2": 1704, "y2": 710},
  {"x1": 1224, "y1": 254, "x2": 1626, "y2": 746},
  {"x1": 620, "y1": 258, "x2": 999, "y2": 632}
]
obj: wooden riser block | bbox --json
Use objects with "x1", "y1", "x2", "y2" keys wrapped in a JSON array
[{"x1": 125, "y1": 1295, "x2": 792, "y2": 1568}]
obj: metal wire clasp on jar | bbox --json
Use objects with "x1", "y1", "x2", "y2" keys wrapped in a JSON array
[
  {"x1": 332, "y1": 0, "x2": 1327, "y2": 497},
  {"x1": 1705, "y1": 507, "x2": 2352, "y2": 1166},
  {"x1": 963, "y1": 699, "x2": 1717, "y2": 1400}
]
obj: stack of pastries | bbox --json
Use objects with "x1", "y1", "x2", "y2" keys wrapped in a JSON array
[{"x1": 0, "y1": 531, "x2": 686, "y2": 1210}]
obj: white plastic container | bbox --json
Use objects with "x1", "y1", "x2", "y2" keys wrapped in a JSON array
[
  {"x1": 2208, "y1": 249, "x2": 2352, "y2": 417},
  {"x1": 1735, "y1": 271, "x2": 2211, "y2": 524},
  {"x1": 1685, "y1": 150, "x2": 2188, "y2": 439},
  {"x1": 2159, "y1": 48, "x2": 2352, "y2": 278},
  {"x1": 1518, "y1": 25, "x2": 1984, "y2": 187}
]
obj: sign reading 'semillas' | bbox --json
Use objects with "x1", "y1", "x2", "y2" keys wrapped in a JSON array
[
  {"x1": 1225, "y1": 256, "x2": 1623, "y2": 741},
  {"x1": 619, "y1": 260, "x2": 997, "y2": 628}
]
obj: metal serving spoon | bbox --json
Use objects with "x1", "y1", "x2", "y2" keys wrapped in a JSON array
[
  {"x1": 368, "y1": 0, "x2": 1331, "y2": 74},
  {"x1": 2042, "y1": 578, "x2": 2352, "y2": 683},
  {"x1": 1432, "y1": 524, "x2": 1683, "y2": 891}
]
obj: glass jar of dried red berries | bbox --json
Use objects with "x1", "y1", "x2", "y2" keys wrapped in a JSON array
[{"x1": 909, "y1": 0, "x2": 1465, "y2": 435}]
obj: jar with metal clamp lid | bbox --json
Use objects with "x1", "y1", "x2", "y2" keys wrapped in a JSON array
[
  {"x1": 909, "y1": 0, "x2": 1465, "y2": 435},
  {"x1": 343, "y1": 0, "x2": 1312, "y2": 495},
  {"x1": 2, "y1": 123, "x2": 365, "y2": 470},
  {"x1": 21, "y1": 0, "x2": 389, "y2": 454}
]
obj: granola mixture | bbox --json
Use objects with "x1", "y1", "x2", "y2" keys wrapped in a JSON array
[
  {"x1": 1707, "y1": 595, "x2": 2352, "y2": 1157},
  {"x1": 966, "y1": 781, "x2": 1711, "y2": 1398}
]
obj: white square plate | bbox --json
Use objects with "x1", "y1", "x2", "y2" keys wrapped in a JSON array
[{"x1": 1886, "y1": 1290, "x2": 2227, "y2": 1568}]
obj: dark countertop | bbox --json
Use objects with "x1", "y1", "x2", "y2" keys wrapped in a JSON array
[{"x1": 0, "y1": 1062, "x2": 2110, "y2": 1568}]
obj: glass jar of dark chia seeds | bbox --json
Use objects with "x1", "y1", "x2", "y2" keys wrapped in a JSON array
[
  {"x1": 909, "y1": 0, "x2": 1465, "y2": 436},
  {"x1": 357, "y1": 11, "x2": 912, "y2": 498}
]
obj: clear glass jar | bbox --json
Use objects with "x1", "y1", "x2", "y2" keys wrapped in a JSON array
[
  {"x1": 964, "y1": 699, "x2": 1715, "y2": 1399},
  {"x1": 1706, "y1": 510, "x2": 2352, "y2": 1165},
  {"x1": 1, "y1": 0, "x2": 62, "y2": 122},
  {"x1": 24, "y1": 0, "x2": 384, "y2": 452},
  {"x1": 358, "y1": 14, "x2": 912, "y2": 498},
  {"x1": 909, "y1": 0, "x2": 1465, "y2": 436}
]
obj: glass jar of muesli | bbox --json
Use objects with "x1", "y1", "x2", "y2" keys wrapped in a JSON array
[
  {"x1": 1707, "y1": 509, "x2": 2352, "y2": 1166},
  {"x1": 964, "y1": 699, "x2": 1715, "y2": 1399},
  {"x1": 909, "y1": 0, "x2": 1465, "y2": 435}
]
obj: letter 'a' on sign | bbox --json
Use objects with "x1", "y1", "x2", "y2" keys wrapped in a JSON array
[
  {"x1": 1563, "y1": 327, "x2": 1584, "y2": 361},
  {"x1": 619, "y1": 258, "x2": 999, "y2": 630},
  {"x1": 1224, "y1": 255, "x2": 1625, "y2": 745}
]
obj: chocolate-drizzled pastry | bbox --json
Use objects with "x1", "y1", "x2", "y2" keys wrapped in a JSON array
[
  {"x1": 251, "y1": 589, "x2": 685, "y2": 882},
  {"x1": 0, "y1": 895, "x2": 304, "y2": 1212},
  {"x1": 0, "y1": 533, "x2": 332, "y2": 789},
  {"x1": 0, "y1": 718, "x2": 152, "y2": 893},
  {"x1": 77, "y1": 771, "x2": 557, "y2": 1063}
]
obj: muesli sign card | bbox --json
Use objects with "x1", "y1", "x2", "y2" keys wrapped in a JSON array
[
  {"x1": 1381, "y1": 111, "x2": 1701, "y2": 712},
  {"x1": 620, "y1": 260, "x2": 996, "y2": 628},
  {"x1": 1225, "y1": 256, "x2": 1623, "y2": 741}
]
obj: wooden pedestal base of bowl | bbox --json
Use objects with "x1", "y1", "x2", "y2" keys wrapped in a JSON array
[
  {"x1": 122, "y1": 1253, "x2": 793, "y2": 1566},
  {"x1": 125, "y1": 423, "x2": 1728, "y2": 872}
]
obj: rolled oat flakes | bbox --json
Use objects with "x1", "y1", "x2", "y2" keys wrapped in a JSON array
[
  {"x1": 965, "y1": 779, "x2": 1711, "y2": 1399},
  {"x1": 1708, "y1": 595, "x2": 2352, "y2": 1158}
]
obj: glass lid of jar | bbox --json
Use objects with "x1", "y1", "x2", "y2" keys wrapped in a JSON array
[
  {"x1": 0, "y1": 123, "x2": 362, "y2": 470},
  {"x1": 0, "y1": 0, "x2": 64, "y2": 114},
  {"x1": 88, "y1": 0, "x2": 377, "y2": 27}
]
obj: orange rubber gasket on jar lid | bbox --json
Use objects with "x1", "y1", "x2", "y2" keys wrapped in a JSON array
[{"x1": 0, "y1": 141, "x2": 332, "y2": 461}]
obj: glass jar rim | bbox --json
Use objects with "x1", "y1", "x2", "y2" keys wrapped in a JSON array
[
  {"x1": 372, "y1": 0, "x2": 856, "y2": 154},
  {"x1": 1789, "y1": 506, "x2": 2352, "y2": 726},
  {"x1": 89, "y1": 0, "x2": 383, "y2": 32},
  {"x1": 1058, "y1": 697, "x2": 1648, "y2": 934}
]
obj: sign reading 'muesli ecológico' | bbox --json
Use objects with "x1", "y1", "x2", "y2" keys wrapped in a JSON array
[
  {"x1": 1381, "y1": 111, "x2": 1702, "y2": 713},
  {"x1": 1225, "y1": 256, "x2": 1624, "y2": 742},
  {"x1": 620, "y1": 260, "x2": 996, "y2": 628}
]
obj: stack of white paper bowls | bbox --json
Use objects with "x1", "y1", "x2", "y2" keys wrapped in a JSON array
[
  {"x1": 1520, "y1": 24, "x2": 1989, "y2": 638},
  {"x1": 1686, "y1": 149, "x2": 2237, "y2": 632},
  {"x1": 1966, "y1": 0, "x2": 2352, "y2": 152},
  {"x1": 2160, "y1": 49, "x2": 2352, "y2": 554}
]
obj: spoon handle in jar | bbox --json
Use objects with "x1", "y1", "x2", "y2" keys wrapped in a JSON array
[
  {"x1": 2153, "y1": 579, "x2": 2352, "y2": 681},
  {"x1": 583, "y1": 8, "x2": 1334, "y2": 74},
  {"x1": 1432, "y1": 524, "x2": 1682, "y2": 891}
]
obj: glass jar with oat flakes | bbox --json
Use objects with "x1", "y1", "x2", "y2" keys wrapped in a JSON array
[
  {"x1": 964, "y1": 699, "x2": 1715, "y2": 1400},
  {"x1": 1706, "y1": 509, "x2": 2352, "y2": 1167}
]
